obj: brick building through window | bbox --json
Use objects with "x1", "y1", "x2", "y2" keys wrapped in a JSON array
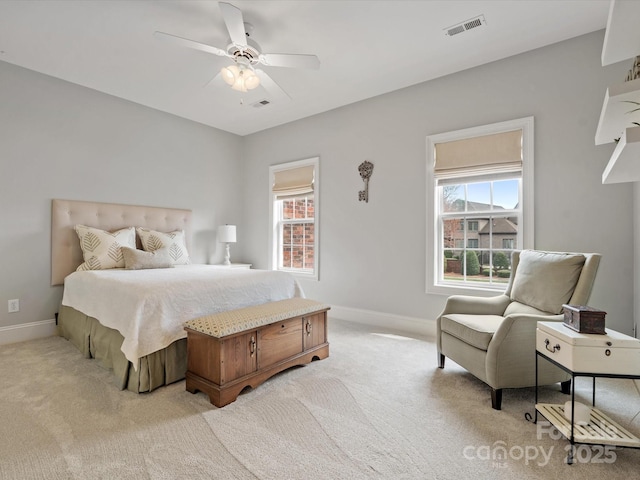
[{"x1": 281, "y1": 197, "x2": 315, "y2": 270}]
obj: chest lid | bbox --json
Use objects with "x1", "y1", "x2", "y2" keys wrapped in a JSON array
[{"x1": 537, "y1": 321, "x2": 640, "y2": 349}]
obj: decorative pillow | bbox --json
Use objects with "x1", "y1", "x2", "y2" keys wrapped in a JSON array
[
  {"x1": 122, "y1": 246, "x2": 174, "y2": 270},
  {"x1": 75, "y1": 225, "x2": 136, "y2": 271},
  {"x1": 510, "y1": 250, "x2": 586, "y2": 314},
  {"x1": 136, "y1": 228, "x2": 190, "y2": 265}
]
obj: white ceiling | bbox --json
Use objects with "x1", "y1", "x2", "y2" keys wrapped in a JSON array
[{"x1": 0, "y1": 0, "x2": 611, "y2": 136}]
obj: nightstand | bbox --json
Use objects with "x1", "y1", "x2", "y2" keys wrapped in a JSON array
[{"x1": 212, "y1": 263, "x2": 252, "y2": 269}]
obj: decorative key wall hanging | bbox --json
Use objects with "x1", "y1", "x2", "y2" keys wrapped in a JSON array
[{"x1": 358, "y1": 160, "x2": 373, "y2": 203}]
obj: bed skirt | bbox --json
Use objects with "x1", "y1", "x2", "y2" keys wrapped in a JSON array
[{"x1": 57, "y1": 305, "x2": 187, "y2": 393}]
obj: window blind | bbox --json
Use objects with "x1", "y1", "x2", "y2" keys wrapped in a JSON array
[
  {"x1": 434, "y1": 129, "x2": 523, "y2": 179},
  {"x1": 272, "y1": 165, "x2": 315, "y2": 199}
]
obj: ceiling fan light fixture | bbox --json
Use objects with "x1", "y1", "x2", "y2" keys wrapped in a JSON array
[
  {"x1": 221, "y1": 63, "x2": 260, "y2": 92},
  {"x1": 221, "y1": 64, "x2": 239, "y2": 86},
  {"x1": 243, "y1": 70, "x2": 260, "y2": 90}
]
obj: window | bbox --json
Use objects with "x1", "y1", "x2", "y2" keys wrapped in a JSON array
[
  {"x1": 269, "y1": 158, "x2": 319, "y2": 278},
  {"x1": 426, "y1": 117, "x2": 534, "y2": 294},
  {"x1": 281, "y1": 197, "x2": 314, "y2": 270}
]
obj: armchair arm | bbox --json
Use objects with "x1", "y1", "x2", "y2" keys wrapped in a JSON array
[
  {"x1": 436, "y1": 294, "x2": 512, "y2": 353},
  {"x1": 486, "y1": 313, "x2": 566, "y2": 389},
  {"x1": 439, "y1": 294, "x2": 511, "y2": 317}
]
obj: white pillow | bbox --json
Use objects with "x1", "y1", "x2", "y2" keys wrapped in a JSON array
[
  {"x1": 122, "y1": 246, "x2": 174, "y2": 270},
  {"x1": 136, "y1": 227, "x2": 190, "y2": 265},
  {"x1": 75, "y1": 225, "x2": 136, "y2": 271}
]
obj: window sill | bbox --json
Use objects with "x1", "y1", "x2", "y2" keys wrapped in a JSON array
[
  {"x1": 277, "y1": 268, "x2": 318, "y2": 281},
  {"x1": 427, "y1": 282, "x2": 506, "y2": 297}
]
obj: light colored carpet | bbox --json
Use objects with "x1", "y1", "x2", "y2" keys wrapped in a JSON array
[{"x1": 1, "y1": 318, "x2": 639, "y2": 479}]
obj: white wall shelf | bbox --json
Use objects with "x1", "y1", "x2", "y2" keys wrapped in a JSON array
[
  {"x1": 602, "y1": 126, "x2": 640, "y2": 184},
  {"x1": 595, "y1": 77, "x2": 640, "y2": 145},
  {"x1": 597, "y1": 1, "x2": 640, "y2": 185},
  {"x1": 601, "y1": 0, "x2": 640, "y2": 66}
]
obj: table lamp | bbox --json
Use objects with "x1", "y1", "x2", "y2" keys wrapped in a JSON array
[{"x1": 218, "y1": 225, "x2": 236, "y2": 265}]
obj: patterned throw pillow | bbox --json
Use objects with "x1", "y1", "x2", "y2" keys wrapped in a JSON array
[
  {"x1": 121, "y1": 246, "x2": 174, "y2": 270},
  {"x1": 74, "y1": 225, "x2": 136, "y2": 271},
  {"x1": 136, "y1": 227, "x2": 190, "y2": 265}
]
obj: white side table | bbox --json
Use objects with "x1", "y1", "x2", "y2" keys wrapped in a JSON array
[
  {"x1": 212, "y1": 263, "x2": 252, "y2": 269},
  {"x1": 533, "y1": 321, "x2": 640, "y2": 464}
]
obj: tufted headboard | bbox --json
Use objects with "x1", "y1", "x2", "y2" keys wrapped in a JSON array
[{"x1": 51, "y1": 199, "x2": 192, "y2": 286}]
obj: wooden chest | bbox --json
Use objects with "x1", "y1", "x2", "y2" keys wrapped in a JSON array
[
  {"x1": 562, "y1": 304, "x2": 606, "y2": 334},
  {"x1": 184, "y1": 298, "x2": 330, "y2": 407},
  {"x1": 536, "y1": 321, "x2": 640, "y2": 375}
]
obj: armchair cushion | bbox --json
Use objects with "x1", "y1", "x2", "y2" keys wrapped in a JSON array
[
  {"x1": 510, "y1": 250, "x2": 585, "y2": 314},
  {"x1": 440, "y1": 314, "x2": 505, "y2": 350},
  {"x1": 503, "y1": 301, "x2": 549, "y2": 316}
]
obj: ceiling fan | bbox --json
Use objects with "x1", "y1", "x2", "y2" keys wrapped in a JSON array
[{"x1": 154, "y1": 1, "x2": 320, "y2": 98}]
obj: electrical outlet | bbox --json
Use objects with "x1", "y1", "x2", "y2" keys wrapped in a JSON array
[{"x1": 8, "y1": 299, "x2": 19, "y2": 313}]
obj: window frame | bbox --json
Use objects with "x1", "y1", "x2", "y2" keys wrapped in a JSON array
[
  {"x1": 426, "y1": 117, "x2": 534, "y2": 296},
  {"x1": 269, "y1": 157, "x2": 319, "y2": 280},
  {"x1": 278, "y1": 197, "x2": 315, "y2": 273}
]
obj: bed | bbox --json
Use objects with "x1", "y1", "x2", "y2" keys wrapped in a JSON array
[{"x1": 52, "y1": 199, "x2": 302, "y2": 393}]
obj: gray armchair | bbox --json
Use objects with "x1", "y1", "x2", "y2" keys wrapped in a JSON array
[{"x1": 437, "y1": 250, "x2": 601, "y2": 410}]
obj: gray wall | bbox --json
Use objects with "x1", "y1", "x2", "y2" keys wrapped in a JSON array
[
  {"x1": 0, "y1": 61, "x2": 244, "y2": 329},
  {"x1": 1, "y1": 30, "x2": 635, "y2": 337},
  {"x1": 241, "y1": 31, "x2": 635, "y2": 334}
]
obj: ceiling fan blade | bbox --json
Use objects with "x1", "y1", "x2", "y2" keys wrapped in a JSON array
[
  {"x1": 255, "y1": 69, "x2": 291, "y2": 101},
  {"x1": 204, "y1": 71, "x2": 223, "y2": 88},
  {"x1": 259, "y1": 53, "x2": 320, "y2": 70},
  {"x1": 219, "y1": 2, "x2": 247, "y2": 47},
  {"x1": 154, "y1": 31, "x2": 228, "y2": 57}
]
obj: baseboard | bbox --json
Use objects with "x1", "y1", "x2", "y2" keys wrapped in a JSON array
[
  {"x1": 328, "y1": 305, "x2": 436, "y2": 338},
  {"x1": 0, "y1": 310, "x2": 435, "y2": 345},
  {"x1": 0, "y1": 319, "x2": 57, "y2": 346}
]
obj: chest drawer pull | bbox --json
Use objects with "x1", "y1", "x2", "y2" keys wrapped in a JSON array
[
  {"x1": 305, "y1": 318, "x2": 313, "y2": 336},
  {"x1": 249, "y1": 335, "x2": 256, "y2": 357},
  {"x1": 544, "y1": 338, "x2": 561, "y2": 353}
]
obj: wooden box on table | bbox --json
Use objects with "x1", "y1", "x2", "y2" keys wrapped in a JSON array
[{"x1": 562, "y1": 304, "x2": 606, "y2": 334}]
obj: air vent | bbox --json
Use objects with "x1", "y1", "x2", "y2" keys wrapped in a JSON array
[
  {"x1": 253, "y1": 99, "x2": 271, "y2": 108},
  {"x1": 444, "y1": 15, "x2": 486, "y2": 36}
]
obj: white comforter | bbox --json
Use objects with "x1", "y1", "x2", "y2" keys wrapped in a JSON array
[{"x1": 62, "y1": 265, "x2": 303, "y2": 365}]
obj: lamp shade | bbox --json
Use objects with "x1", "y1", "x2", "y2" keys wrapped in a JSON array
[{"x1": 218, "y1": 225, "x2": 237, "y2": 243}]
